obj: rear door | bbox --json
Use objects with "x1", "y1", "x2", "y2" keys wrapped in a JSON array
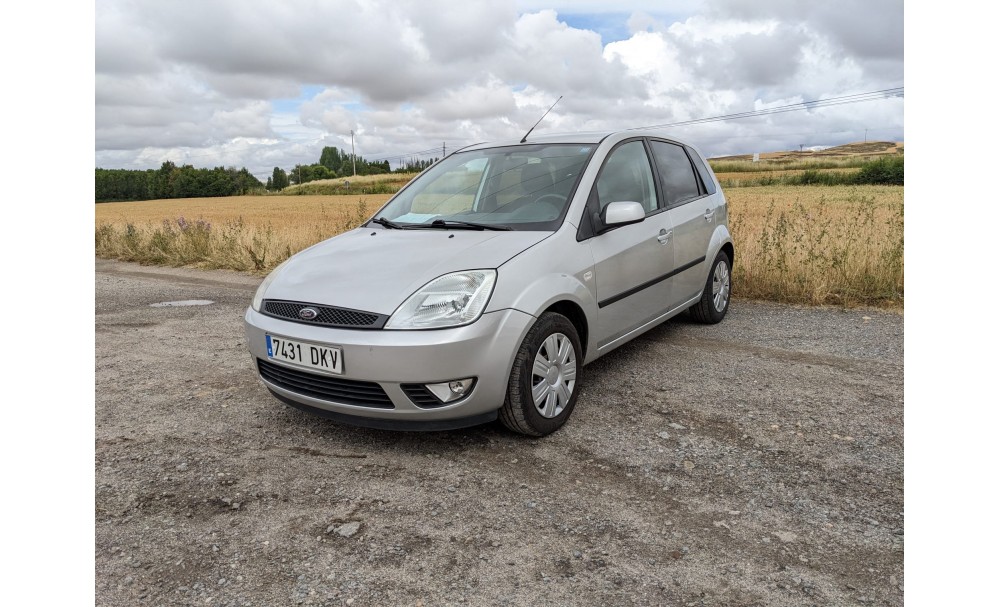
[
  {"x1": 583, "y1": 139, "x2": 674, "y2": 348},
  {"x1": 648, "y1": 139, "x2": 716, "y2": 308}
]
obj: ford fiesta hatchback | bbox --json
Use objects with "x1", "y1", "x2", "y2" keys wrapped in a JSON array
[{"x1": 245, "y1": 130, "x2": 733, "y2": 436}]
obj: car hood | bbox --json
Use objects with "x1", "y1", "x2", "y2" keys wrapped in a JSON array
[{"x1": 262, "y1": 227, "x2": 550, "y2": 315}]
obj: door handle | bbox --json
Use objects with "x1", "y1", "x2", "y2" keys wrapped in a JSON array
[
  {"x1": 656, "y1": 229, "x2": 672, "y2": 244},
  {"x1": 704, "y1": 209, "x2": 714, "y2": 221}
]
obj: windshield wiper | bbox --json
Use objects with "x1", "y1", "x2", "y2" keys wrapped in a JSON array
[
  {"x1": 425, "y1": 219, "x2": 513, "y2": 231},
  {"x1": 372, "y1": 217, "x2": 404, "y2": 229}
]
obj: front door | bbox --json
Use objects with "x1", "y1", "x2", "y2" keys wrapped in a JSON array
[{"x1": 587, "y1": 140, "x2": 674, "y2": 348}]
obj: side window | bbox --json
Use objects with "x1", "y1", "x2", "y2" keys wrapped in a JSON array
[
  {"x1": 593, "y1": 141, "x2": 658, "y2": 215},
  {"x1": 650, "y1": 141, "x2": 702, "y2": 206},
  {"x1": 686, "y1": 146, "x2": 717, "y2": 195}
]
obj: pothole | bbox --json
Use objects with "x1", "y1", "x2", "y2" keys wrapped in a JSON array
[{"x1": 149, "y1": 300, "x2": 215, "y2": 307}]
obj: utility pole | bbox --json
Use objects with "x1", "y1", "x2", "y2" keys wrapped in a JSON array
[
  {"x1": 350, "y1": 130, "x2": 357, "y2": 177},
  {"x1": 443, "y1": 141, "x2": 446, "y2": 158}
]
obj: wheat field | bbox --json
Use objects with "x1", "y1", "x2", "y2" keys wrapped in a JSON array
[
  {"x1": 726, "y1": 185, "x2": 903, "y2": 307},
  {"x1": 95, "y1": 185, "x2": 903, "y2": 307},
  {"x1": 95, "y1": 195, "x2": 390, "y2": 272}
]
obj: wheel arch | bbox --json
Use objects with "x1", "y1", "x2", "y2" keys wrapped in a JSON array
[
  {"x1": 707, "y1": 224, "x2": 734, "y2": 271},
  {"x1": 542, "y1": 300, "x2": 589, "y2": 361},
  {"x1": 720, "y1": 241, "x2": 734, "y2": 268}
]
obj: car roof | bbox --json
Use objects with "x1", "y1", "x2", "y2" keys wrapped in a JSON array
[{"x1": 457, "y1": 129, "x2": 692, "y2": 152}]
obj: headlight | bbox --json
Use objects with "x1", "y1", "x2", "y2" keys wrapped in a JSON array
[
  {"x1": 251, "y1": 258, "x2": 292, "y2": 312},
  {"x1": 386, "y1": 270, "x2": 497, "y2": 329}
]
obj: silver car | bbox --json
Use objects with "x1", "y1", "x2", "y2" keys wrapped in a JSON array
[{"x1": 245, "y1": 130, "x2": 733, "y2": 436}]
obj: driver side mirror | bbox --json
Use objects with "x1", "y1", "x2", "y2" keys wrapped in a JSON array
[{"x1": 598, "y1": 200, "x2": 645, "y2": 233}]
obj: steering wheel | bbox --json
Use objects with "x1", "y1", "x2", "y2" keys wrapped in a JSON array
[{"x1": 508, "y1": 194, "x2": 564, "y2": 221}]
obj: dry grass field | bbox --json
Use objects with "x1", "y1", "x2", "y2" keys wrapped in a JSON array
[
  {"x1": 95, "y1": 194, "x2": 392, "y2": 229},
  {"x1": 95, "y1": 195, "x2": 391, "y2": 272},
  {"x1": 726, "y1": 185, "x2": 903, "y2": 307},
  {"x1": 95, "y1": 184, "x2": 903, "y2": 307}
]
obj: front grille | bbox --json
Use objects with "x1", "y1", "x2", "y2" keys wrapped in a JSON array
[
  {"x1": 258, "y1": 359, "x2": 394, "y2": 408},
  {"x1": 262, "y1": 300, "x2": 387, "y2": 329},
  {"x1": 401, "y1": 384, "x2": 445, "y2": 408}
]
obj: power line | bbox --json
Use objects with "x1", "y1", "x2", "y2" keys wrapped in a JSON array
[
  {"x1": 629, "y1": 87, "x2": 903, "y2": 131},
  {"x1": 364, "y1": 143, "x2": 469, "y2": 163},
  {"x1": 101, "y1": 87, "x2": 902, "y2": 171}
]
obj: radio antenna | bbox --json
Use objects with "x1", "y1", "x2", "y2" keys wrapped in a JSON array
[{"x1": 520, "y1": 96, "x2": 563, "y2": 143}]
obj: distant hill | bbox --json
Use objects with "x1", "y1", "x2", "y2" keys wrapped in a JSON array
[{"x1": 712, "y1": 141, "x2": 903, "y2": 162}]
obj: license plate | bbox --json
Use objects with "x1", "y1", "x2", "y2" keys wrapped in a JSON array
[{"x1": 266, "y1": 335, "x2": 343, "y2": 375}]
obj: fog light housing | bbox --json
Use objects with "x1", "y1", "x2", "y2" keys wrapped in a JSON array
[{"x1": 425, "y1": 378, "x2": 475, "y2": 403}]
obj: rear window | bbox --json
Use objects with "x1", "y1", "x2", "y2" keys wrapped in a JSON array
[{"x1": 686, "y1": 146, "x2": 717, "y2": 195}]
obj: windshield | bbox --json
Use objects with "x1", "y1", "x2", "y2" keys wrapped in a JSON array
[{"x1": 369, "y1": 144, "x2": 594, "y2": 231}]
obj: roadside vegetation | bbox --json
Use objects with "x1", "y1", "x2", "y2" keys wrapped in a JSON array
[
  {"x1": 276, "y1": 172, "x2": 419, "y2": 196},
  {"x1": 712, "y1": 156, "x2": 903, "y2": 187},
  {"x1": 726, "y1": 185, "x2": 903, "y2": 307},
  {"x1": 95, "y1": 196, "x2": 382, "y2": 272}
]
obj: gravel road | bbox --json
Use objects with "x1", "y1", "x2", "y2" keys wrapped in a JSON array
[{"x1": 95, "y1": 259, "x2": 903, "y2": 606}]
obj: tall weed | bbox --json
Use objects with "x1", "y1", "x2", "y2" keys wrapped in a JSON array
[
  {"x1": 94, "y1": 200, "x2": 370, "y2": 274},
  {"x1": 728, "y1": 186, "x2": 903, "y2": 307}
]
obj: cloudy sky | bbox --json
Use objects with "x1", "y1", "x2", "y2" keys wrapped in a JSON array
[{"x1": 95, "y1": 0, "x2": 903, "y2": 180}]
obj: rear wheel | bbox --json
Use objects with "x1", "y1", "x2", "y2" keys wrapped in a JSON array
[
  {"x1": 499, "y1": 312, "x2": 581, "y2": 436},
  {"x1": 689, "y1": 250, "x2": 732, "y2": 324}
]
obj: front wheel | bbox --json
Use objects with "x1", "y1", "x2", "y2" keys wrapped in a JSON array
[
  {"x1": 499, "y1": 312, "x2": 582, "y2": 436},
  {"x1": 688, "y1": 250, "x2": 732, "y2": 324}
]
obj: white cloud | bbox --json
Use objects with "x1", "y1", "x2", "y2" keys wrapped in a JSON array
[
  {"x1": 516, "y1": 0, "x2": 705, "y2": 14},
  {"x1": 95, "y1": 0, "x2": 903, "y2": 176}
]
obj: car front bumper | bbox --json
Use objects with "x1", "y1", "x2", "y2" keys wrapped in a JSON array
[{"x1": 244, "y1": 307, "x2": 536, "y2": 424}]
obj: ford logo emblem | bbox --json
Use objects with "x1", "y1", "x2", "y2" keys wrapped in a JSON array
[{"x1": 298, "y1": 307, "x2": 319, "y2": 320}]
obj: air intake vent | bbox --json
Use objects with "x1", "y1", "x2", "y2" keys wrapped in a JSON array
[{"x1": 258, "y1": 359, "x2": 394, "y2": 408}]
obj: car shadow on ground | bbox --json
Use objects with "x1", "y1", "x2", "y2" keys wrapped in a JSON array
[{"x1": 275, "y1": 312, "x2": 694, "y2": 452}]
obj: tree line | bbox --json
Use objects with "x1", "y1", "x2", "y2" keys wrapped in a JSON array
[
  {"x1": 96, "y1": 163, "x2": 263, "y2": 203},
  {"x1": 96, "y1": 146, "x2": 439, "y2": 202}
]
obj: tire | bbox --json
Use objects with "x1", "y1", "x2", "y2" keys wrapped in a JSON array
[
  {"x1": 499, "y1": 312, "x2": 582, "y2": 436},
  {"x1": 688, "y1": 250, "x2": 732, "y2": 324}
]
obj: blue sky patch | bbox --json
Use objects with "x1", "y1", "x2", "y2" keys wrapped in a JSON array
[
  {"x1": 559, "y1": 13, "x2": 632, "y2": 43},
  {"x1": 271, "y1": 84, "x2": 325, "y2": 113}
]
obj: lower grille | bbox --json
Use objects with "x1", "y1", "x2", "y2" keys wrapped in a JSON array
[
  {"x1": 401, "y1": 384, "x2": 445, "y2": 408},
  {"x1": 257, "y1": 359, "x2": 394, "y2": 409}
]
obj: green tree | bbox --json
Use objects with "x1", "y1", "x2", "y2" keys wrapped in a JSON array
[
  {"x1": 319, "y1": 146, "x2": 342, "y2": 171},
  {"x1": 271, "y1": 167, "x2": 289, "y2": 190}
]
